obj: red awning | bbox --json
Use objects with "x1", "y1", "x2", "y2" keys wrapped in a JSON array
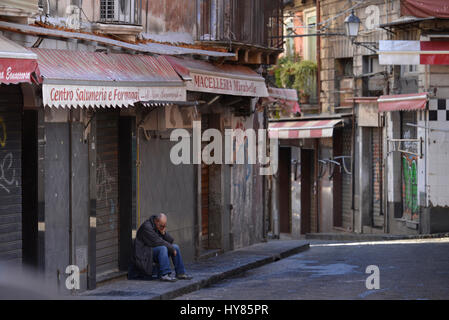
[
  {"x1": 268, "y1": 119, "x2": 343, "y2": 139},
  {"x1": 0, "y1": 34, "x2": 40, "y2": 84},
  {"x1": 377, "y1": 93, "x2": 428, "y2": 112},
  {"x1": 262, "y1": 87, "x2": 301, "y2": 114},
  {"x1": 401, "y1": 0, "x2": 449, "y2": 18},
  {"x1": 166, "y1": 56, "x2": 268, "y2": 97},
  {"x1": 30, "y1": 48, "x2": 186, "y2": 108}
]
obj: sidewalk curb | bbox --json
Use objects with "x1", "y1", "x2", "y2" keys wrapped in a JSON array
[
  {"x1": 305, "y1": 232, "x2": 449, "y2": 241},
  {"x1": 152, "y1": 242, "x2": 310, "y2": 300}
]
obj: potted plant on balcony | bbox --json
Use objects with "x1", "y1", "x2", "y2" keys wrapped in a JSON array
[
  {"x1": 293, "y1": 60, "x2": 317, "y2": 105},
  {"x1": 271, "y1": 57, "x2": 317, "y2": 105}
]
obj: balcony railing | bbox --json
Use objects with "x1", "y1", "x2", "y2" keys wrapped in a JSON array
[{"x1": 196, "y1": 0, "x2": 284, "y2": 49}]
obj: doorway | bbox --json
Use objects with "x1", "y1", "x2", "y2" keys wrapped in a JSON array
[
  {"x1": 300, "y1": 149, "x2": 314, "y2": 234},
  {"x1": 22, "y1": 110, "x2": 38, "y2": 267},
  {"x1": 279, "y1": 147, "x2": 291, "y2": 234},
  {"x1": 200, "y1": 113, "x2": 222, "y2": 251}
]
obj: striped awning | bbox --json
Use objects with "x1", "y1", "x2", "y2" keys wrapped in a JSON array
[
  {"x1": 377, "y1": 93, "x2": 428, "y2": 112},
  {"x1": 379, "y1": 40, "x2": 449, "y2": 65},
  {"x1": 268, "y1": 119, "x2": 344, "y2": 139}
]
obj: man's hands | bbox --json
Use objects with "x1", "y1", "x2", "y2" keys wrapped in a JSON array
[{"x1": 156, "y1": 220, "x2": 167, "y2": 235}]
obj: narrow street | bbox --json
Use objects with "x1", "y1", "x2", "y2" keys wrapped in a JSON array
[
  {"x1": 2, "y1": 0, "x2": 449, "y2": 303},
  {"x1": 177, "y1": 238, "x2": 449, "y2": 300}
]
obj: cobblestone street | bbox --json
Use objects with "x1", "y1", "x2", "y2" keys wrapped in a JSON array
[{"x1": 177, "y1": 238, "x2": 449, "y2": 300}]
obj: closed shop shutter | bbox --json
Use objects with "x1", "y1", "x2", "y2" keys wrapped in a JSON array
[
  {"x1": 201, "y1": 115, "x2": 209, "y2": 245},
  {"x1": 372, "y1": 127, "x2": 383, "y2": 227},
  {"x1": 96, "y1": 111, "x2": 120, "y2": 277},
  {"x1": 0, "y1": 85, "x2": 22, "y2": 262},
  {"x1": 310, "y1": 149, "x2": 317, "y2": 233},
  {"x1": 341, "y1": 125, "x2": 352, "y2": 229}
]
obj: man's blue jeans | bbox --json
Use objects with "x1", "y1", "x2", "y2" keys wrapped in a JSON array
[{"x1": 152, "y1": 244, "x2": 186, "y2": 278}]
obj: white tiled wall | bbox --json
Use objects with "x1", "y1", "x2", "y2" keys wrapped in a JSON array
[{"x1": 427, "y1": 99, "x2": 449, "y2": 206}]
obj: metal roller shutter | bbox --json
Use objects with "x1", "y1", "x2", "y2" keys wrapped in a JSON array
[
  {"x1": 0, "y1": 85, "x2": 22, "y2": 262},
  {"x1": 96, "y1": 111, "x2": 120, "y2": 277},
  {"x1": 372, "y1": 127, "x2": 383, "y2": 227},
  {"x1": 201, "y1": 115, "x2": 209, "y2": 246},
  {"x1": 341, "y1": 125, "x2": 352, "y2": 229}
]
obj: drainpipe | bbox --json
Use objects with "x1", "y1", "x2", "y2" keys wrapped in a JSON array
[
  {"x1": 136, "y1": 124, "x2": 141, "y2": 228},
  {"x1": 271, "y1": 173, "x2": 280, "y2": 238},
  {"x1": 271, "y1": 141, "x2": 280, "y2": 238},
  {"x1": 315, "y1": 139, "x2": 320, "y2": 232},
  {"x1": 69, "y1": 110, "x2": 73, "y2": 267},
  {"x1": 316, "y1": 0, "x2": 322, "y2": 112},
  {"x1": 351, "y1": 100, "x2": 356, "y2": 232}
]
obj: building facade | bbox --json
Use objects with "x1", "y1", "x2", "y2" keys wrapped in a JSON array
[
  {"x1": 0, "y1": 0, "x2": 283, "y2": 292},
  {"x1": 272, "y1": 0, "x2": 449, "y2": 238}
]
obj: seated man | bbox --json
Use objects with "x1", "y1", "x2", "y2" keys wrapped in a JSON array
[{"x1": 129, "y1": 213, "x2": 192, "y2": 282}]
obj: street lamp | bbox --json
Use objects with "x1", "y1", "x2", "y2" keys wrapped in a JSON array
[
  {"x1": 344, "y1": 9, "x2": 377, "y2": 53},
  {"x1": 344, "y1": 10, "x2": 361, "y2": 39}
]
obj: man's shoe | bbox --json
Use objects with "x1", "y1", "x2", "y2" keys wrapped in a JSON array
[
  {"x1": 160, "y1": 274, "x2": 177, "y2": 282},
  {"x1": 176, "y1": 274, "x2": 193, "y2": 280}
]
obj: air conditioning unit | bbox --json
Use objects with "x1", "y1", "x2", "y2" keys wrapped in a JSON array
[
  {"x1": 100, "y1": 0, "x2": 139, "y2": 25},
  {"x1": 95, "y1": 0, "x2": 142, "y2": 41}
]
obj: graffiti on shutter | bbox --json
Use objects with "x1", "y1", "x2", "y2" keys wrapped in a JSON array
[
  {"x1": 0, "y1": 85, "x2": 22, "y2": 262},
  {"x1": 96, "y1": 111, "x2": 119, "y2": 277}
]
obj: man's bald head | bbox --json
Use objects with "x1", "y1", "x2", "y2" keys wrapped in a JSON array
[
  {"x1": 157, "y1": 213, "x2": 167, "y2": 224},
  {"x1": 155, "y1": 213, "x2": 167, "y2": 234}
]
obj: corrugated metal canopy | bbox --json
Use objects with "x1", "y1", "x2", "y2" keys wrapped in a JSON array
[
  {"x1": 31, "y1": 48, "x2": 183, "y2": 85},
  {"x1": 0, "y1": 21, "x2": 235, "y2": 58},
  {"x1": 31, "y1": 49, "x2": 187, "y2": 108},
  {"x1": 167, "y1": 56, "x2": 264, "y2": 81},
  {"x1": 167, "y1": 56, "x2": 268, "y2": 97},
  {"x1": 0, "y1": 34, "x2": 37, "y2": 60}
]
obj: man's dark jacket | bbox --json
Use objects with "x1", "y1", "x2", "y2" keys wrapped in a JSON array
[{"x1": 132, "y1": 215, "x2": 175, "y2": 276}]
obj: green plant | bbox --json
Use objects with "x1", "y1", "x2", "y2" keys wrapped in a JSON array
[
  {"x1": 294, "y1": 60, "x2": 317, "y2": 97},
  {"x1": 270, "y1": 56, "x2": 317, "y2": 97}
]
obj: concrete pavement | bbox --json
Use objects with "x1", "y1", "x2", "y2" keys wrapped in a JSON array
[
  {"x1": 80, "y1": 239, "x2": 310, "y2": 300},
  {"x1": 177, "y1": 237, "x2": 449, "y2": 300}
]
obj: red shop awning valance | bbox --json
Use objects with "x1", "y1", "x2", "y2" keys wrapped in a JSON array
[
  {"x1": 0, "y1": 34, "x2": 40, "y2": 84},
  {"x1": 377, "y1": 93, "x2": 428, "y2": 112}
]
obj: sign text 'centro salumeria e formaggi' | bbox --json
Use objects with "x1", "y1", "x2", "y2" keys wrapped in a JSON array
[
  {"x1": 187, "y1": 72, "x2": 268, "y2": 97},
  {"x1": 43, "y1": 84, "x2": 187, "y2": 108}
]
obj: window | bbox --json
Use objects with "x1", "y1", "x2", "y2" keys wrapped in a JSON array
[
  {"x1": 303, "y1": 8, "x2": 316, "y2": 62},
  {"x1": 362, "y1": 56, "x2": 383, "y2": 97},
  {"x1": 336, "y1": 58, "x2": 353, "y2": 77},
  {"x1": 401, "y1": 64, "x2": 418, "y2": 77},
  {"x1": 284, "y1": 17, "x2": 295, "y2": 57},
  {"x1": 100, "y1": 0, "x2": 142, "y2": 25},
  {"x1": 363, "y1": 55, "x2": 381, "y2": 74}
]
